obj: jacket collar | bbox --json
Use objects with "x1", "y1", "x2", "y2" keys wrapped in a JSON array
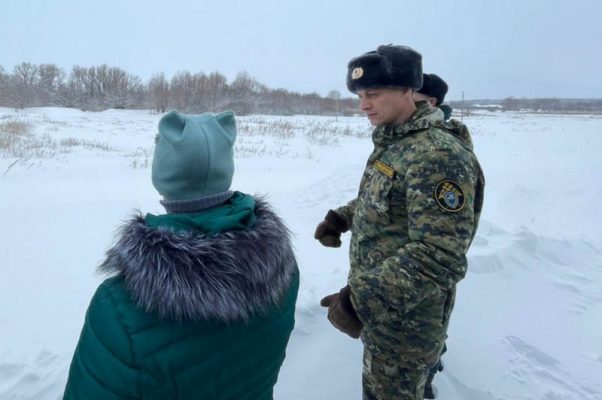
[{"x1": 372, "y1": 101, "x2": 443, "y2": 147}]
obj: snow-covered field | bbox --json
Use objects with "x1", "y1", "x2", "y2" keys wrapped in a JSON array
[{"x1": 1, "y1": 107, "x2": 601, "y2": 400}]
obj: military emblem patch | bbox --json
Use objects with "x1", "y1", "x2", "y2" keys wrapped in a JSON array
[
  {"x1": 374, "y1": 160, "x2": 395, "y2": 178},
  {"x1": 434, "y1": 180, "x2": 465, "y2": 212},
  {"x1": 351, "y1": 67, "x2": 364, "y2": 80}
]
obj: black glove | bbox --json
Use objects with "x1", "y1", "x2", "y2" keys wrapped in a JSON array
[
  {"x1": 314, "y1": 210, "x2": 349, "y2": 248},
  {"x1": 320, "y1": 285, "x2": 363, "y2": 339}
]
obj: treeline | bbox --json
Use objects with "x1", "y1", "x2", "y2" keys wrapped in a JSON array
[
  {"x1": 0, "y1": 62, "x2": 358, "y2": 115},
  {"x1": 498, "y1": 97, "x2": 602, "y2": 112},
  {"x1": 449, "y1": 97, "x2": 602, "y2": 113}
]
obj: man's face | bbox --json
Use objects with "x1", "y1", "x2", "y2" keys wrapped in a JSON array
[
  {"x1": 357, "y1": 88, "x2": 413, "y2": 126},
  {"x1": 413, "y1": 91, "x2": 437, "y2": 107}
]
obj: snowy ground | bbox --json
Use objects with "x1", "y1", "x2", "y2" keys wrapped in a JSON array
[{"x1": 1, "y1": 107, "x2": 601, "y2": 400}]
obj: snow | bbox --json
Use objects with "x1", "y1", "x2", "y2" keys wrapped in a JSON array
[{"x1": 1, "y1": 107, "x2": 601, "y2": 400}]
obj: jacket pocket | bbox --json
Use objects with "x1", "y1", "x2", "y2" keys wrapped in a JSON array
[{"x1": 363, "y1": 169, "x2": 394, "y2": 224}]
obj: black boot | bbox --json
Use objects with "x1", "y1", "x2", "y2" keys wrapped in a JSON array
[
  {"x1": 424, "y1": 364, "x2": 438, "y2": 399},
  {"x1": 425, "y1": 343, "x2": 446, "y2": 399},
  {"x1": 423, "y1": 381, "x2": 437, "y2": 399}
]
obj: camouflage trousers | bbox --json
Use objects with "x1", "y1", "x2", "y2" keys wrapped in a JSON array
[
  {"x1": 358, "y1": 287, "x2": 455, "y2": 400},
  {"x1": 361, "y1": 345, "x2": 431, "y2": 400}
]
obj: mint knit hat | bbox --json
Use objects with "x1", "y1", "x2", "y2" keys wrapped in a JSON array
[{"x1": 152, "y1": 111, "x2": 236, "y2": 212}]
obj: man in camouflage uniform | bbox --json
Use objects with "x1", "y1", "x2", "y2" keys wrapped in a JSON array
[
  {"x1": 316, "y1": 45, "x2": 484, "y2": 400},
  {"x1": 414, "y1": 73, "x2": 453, "y2": 122},
  {"x1": 414, "y1": 72, "x2": 452, "y2": 399}
]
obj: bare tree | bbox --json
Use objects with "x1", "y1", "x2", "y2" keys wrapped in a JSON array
[
  {"x1": 69, "y1": 65, "x2": 94, "y2": 109},
  {"x1": 64, "y1": 64, "x2": 143, "y2": 110},
  {"x1": 170, "y1": 71, "x2": 194, "y2": 111},
  {"x1": 104, "y1": 66, "x2": 142, "y2": 108},
  {"x1": 228, "y1": 71, "x2": 265, "y2": 115},
  {"x1": 0, "y1": 66, "x2": 8, "y2": 106},
  {"x1": 327, "y1": 89, "x2": 341, "y2": 117},
  {"x1": 206, "y1": 71, "x2": 227, "y2": 112},
  {"x1": 56, "y1": 80, "x2": 80, "y2": 108},
  {"x1": 9, "y1": 62, "x2": 39, "y2": 108},
  {"x1": 37, "y1": 63, "x2": 65, "y2": 105},
  {"x1": 90, "y1": 65, "x2": 139, "y2": 108},
  {"x1": 258, "y1": 88, "x2": 295, "y2": 115},
  {"x1": 190, "y1": 72, "x2": 209, "y2": 112},
  {"x1": 13, "y1": 62, "x2": 38, "y2": 87},
  {"x1": 148, "y1": 73, "x2": 170, "y2": 113}
]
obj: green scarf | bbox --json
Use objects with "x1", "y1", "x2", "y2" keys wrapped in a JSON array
[{"x1": 145, "y1": 192, "x2": 256, "y2": 235}]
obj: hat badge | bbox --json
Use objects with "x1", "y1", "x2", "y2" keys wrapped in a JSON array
[{"x1": 351, "y1": 67, "x2": 364, "y2": 80}]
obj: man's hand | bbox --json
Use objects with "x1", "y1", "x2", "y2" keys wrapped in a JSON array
[
  {"x1": 320, "y1": 285, "x2": 363, "y2": 339},
  {"x1": 314, "y1": 210, "x2": 349, "y2": 248}
]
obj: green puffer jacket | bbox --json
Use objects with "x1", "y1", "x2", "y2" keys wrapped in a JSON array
[{"x1": 63, "y1": 198, "x2": 299, "y2": 400}]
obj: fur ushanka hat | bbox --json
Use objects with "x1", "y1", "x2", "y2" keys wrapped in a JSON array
[
  {"x1": 418, "y1": 73, "x2": 449, "y2": 106},
  {"x1": 346, "y1": 45, "x2": 423, "y2": 93}
]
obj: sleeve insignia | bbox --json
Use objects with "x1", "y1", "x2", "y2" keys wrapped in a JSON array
[
  {"x1": 434, "y1": 180, "x2": 465, "y2": 212},
  {"x1": 374, "y1": 160, "x2": 395, "y2": 178}
]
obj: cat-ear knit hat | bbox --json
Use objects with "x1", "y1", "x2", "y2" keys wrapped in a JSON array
[{"x1": 152, "y1": 111, "x2": 236, "y2": 213}]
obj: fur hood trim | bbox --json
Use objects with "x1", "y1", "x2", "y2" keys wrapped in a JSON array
[{"x1": 99, "y1": 198, "x2": 297, "y2": 323}]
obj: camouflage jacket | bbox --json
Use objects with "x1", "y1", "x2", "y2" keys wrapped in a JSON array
[{"x1": 336, "y1": 102, "x2": 484, "y2": 356}]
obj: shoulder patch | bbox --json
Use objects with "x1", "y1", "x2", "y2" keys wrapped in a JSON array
[
  {"x1": 374, "y1": 160, "x2": 395, "y2": 178},
  {"x1": 434, "y1": 180, "x2": 465, "y2": 212}
]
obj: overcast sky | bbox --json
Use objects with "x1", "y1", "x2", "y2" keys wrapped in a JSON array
[{"x1": 1, "y1": 0, "x2": 601, "y2": 100}]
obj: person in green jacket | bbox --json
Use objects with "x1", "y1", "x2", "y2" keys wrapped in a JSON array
[{"x1": 63, "y1": 111, "x2": 299, "y2": 400}]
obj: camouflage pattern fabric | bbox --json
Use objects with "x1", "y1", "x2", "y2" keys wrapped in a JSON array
[
  {"x1": 336, "y1": 101, "x2": 484, "y2": 399},
  {"x1": 362, "y1": 344, "x2": 429, "y2": 400}
]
